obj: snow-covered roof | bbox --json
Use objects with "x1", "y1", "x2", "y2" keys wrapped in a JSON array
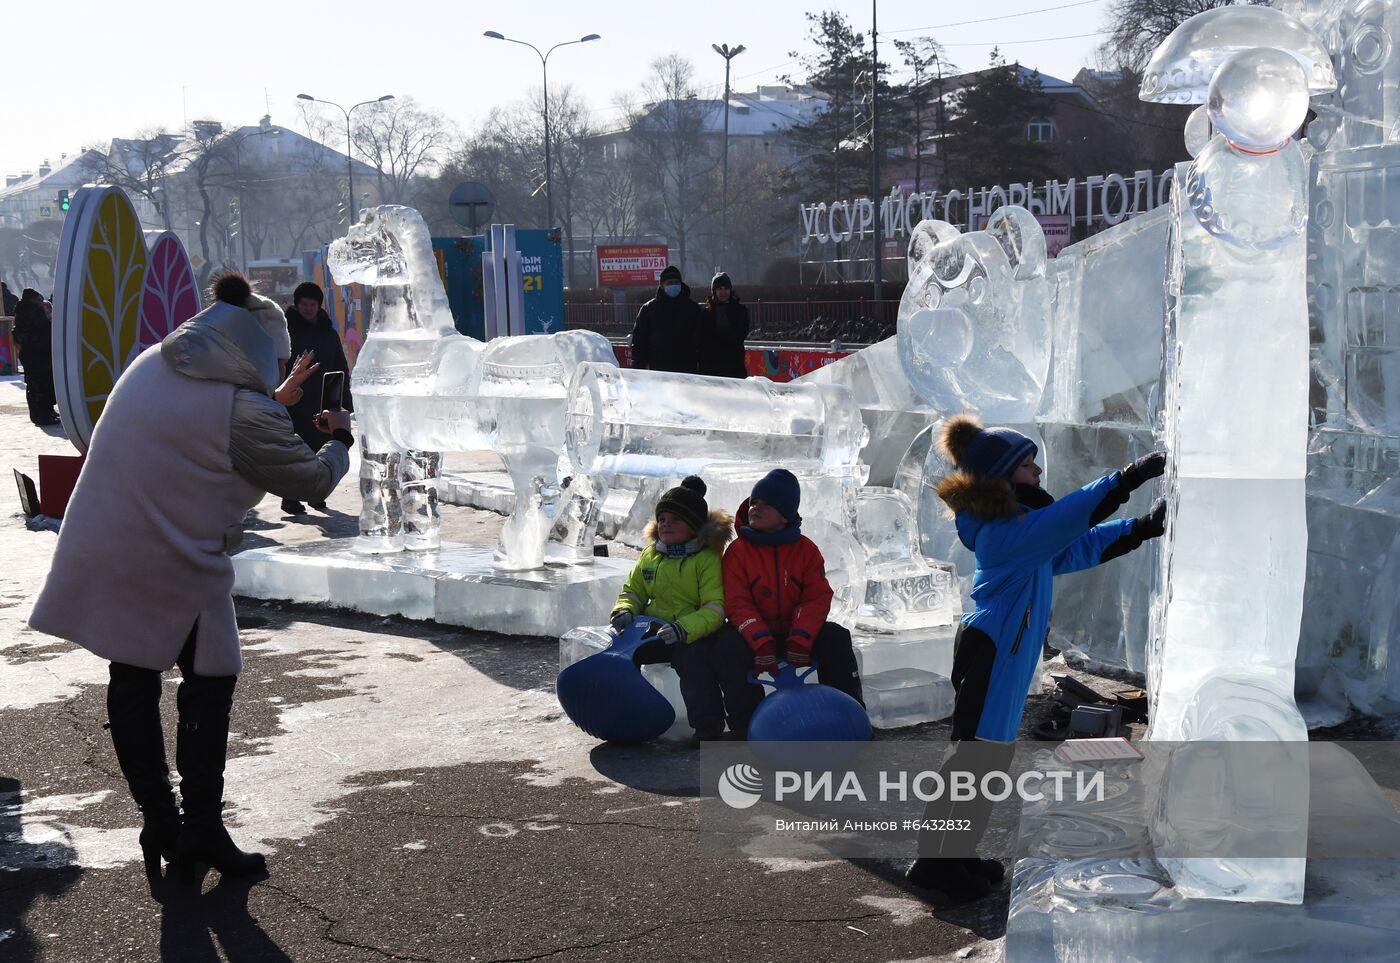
[{"x1": 0, "y1": 149, "x2": 107, "y2": 201}]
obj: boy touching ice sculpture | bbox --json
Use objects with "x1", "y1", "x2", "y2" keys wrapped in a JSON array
[
  {"x1": 907, "y1": 415, "x2": 1167, "y2": 901},
  {"x1": 609, "y1": 476, "x2": 734, "y2": 746},
  {"x1": 710, "y1": 469, "x2": 865, "y2": 738}
]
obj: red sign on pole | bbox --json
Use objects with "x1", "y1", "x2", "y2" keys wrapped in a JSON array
[{"x1": 597, "y1": 244, "x2": 670, "y2": 287}]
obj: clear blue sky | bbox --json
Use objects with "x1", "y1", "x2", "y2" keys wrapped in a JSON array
[{"x1": 3, "y1": 0, "x2": 1111, "y2": 177}]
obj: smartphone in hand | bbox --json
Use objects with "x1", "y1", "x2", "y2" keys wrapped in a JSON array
[{"x1": 321, "y1": 371, "x2": 345, "y2": 412}]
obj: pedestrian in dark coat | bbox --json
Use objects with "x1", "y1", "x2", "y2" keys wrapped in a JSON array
[
  {"x1": 1, "y1": 281, "x2": 18, "y2": 316},
  {"x1": 629, "y1": 265, "x2": 703, "y2": 373},
  {"x1": 281, "y1": 281, "x2": 355, "y2": 515},
  {"x1": 13, "y1": 288, "x2": 57, "y2": 425},
  {"x1": 699, "y1": 272, "x2": 750, "y2": 378}
]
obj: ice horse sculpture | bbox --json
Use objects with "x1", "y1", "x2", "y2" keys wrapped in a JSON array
[{"x1": 328, "y1": 206, "x2": 616, "y2": 569}]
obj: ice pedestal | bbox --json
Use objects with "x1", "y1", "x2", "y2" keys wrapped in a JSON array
[
  {"x1": 557, "y1": 626, "x2": 694, "y2": 741},
  {"x1": 854, "y1": 626, "x2": 956, "y2": 729},
  {"x1": 1004, "y1": 744, "x2": 1400, "y2": 962},
  {"x1": 852, "y1": 487, "x2": 962, "y2": 632},
  {"x1": 233, "y1": 540, "x2": 631, "y2": 638}
]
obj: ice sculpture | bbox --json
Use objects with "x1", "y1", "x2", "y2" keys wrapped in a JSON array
[
  {"x1": 1286, "y1": 0, "x2": 1400, "y2": 719},
  {"x1": 896, "y1": 206, "x2": 1051, "y2": 423},
  {"x1": 328, "y1": 206, "x2": 616, "y2": 568},
  {"x1": 565, "y1": 364, "x2": 873, "y2": 625},
  {"x1": 1141, "y1": 13, "x2": 1326, "y2": 903}
]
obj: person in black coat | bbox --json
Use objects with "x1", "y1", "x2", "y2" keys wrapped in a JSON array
[
  {"x1": 1, "y1": 281, "x2": 18, "y2": 317},
  {"x1": 13, "y1": 288, "x2": 58, "y2": 425},
  {"x1": 629, "y1": 264, "x2": 703, "y2": 373},
  {"x1": 699, "y1": 272, "x2": 750, "y2": 378},
  {"x1": 281, "y1": 281, "x2": 354, "y2": 515}
]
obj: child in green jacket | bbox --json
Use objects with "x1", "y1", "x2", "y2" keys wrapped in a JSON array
[{"x1": 610, "y1": 476, "x2": 734, "y2": 745}]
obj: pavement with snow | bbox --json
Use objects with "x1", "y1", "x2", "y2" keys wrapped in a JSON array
[{"x1": 0, "y1": 376, "x2": 1022, "y2": 962}]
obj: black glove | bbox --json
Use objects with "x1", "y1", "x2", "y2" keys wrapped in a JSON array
[
  {"x1": 1099, "y1": 497, "x2": 1167, "y2": 563},
  {"x1": 1121, "y1": 451, "x2": 1167, "y2": 491},
  {"x1": 1135, "y1": 497, "x2": 1167, "y2": 540}
]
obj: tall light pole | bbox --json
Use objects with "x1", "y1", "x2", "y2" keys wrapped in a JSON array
[
  {"x1": 230, "y1": 125, "x2": 278, "y2": 272},
  {"x1": 483, "y1": 30, "x2": 601, "y2": 237},
  {"x1": 711, "y1": 42, "x2": 746, "y2": 271},
  {"x1": 870, "y1": 0, "x2": 884, "y2": 301},
  {"x1": 296, "y1": 93, "x2": 395, "y2": 220}
]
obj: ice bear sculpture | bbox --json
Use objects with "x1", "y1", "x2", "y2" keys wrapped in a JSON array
[{"x1": 895, "y1": 206, "x2": 1050, "y2": 423}]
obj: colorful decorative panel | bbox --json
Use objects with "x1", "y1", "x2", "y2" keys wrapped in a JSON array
[
  {"x1": 138, "y1": 231, "x2": 199, "y2": 349},
  {"x1": 52, "y1": 186, "x2": 150, "y2": 451}
]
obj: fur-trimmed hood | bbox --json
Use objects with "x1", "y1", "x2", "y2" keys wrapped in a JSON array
[
  {"x1": 644, "y1": 509, "x2": 734, "y2": 553},
  {"x1": 936, "y1": 471, "x2": 1021, "y2": 521}
]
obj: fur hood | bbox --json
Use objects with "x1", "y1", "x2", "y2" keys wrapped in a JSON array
[
  {"x1": 935, "y1": 471, "x2": 1022, "y2": 520},
  {"x1": 643, "y1": 509, "x2": 734, "y2": 553},
  {"x1": 936, "y1": 412, "x2": 1024, "y2": 520}
]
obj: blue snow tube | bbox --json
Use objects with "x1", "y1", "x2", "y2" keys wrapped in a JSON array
[
  {"x1": 747, "y1": 663, "x2": 872, "y2": 743},
  {"x1": 556, "y1": 617, "x2": 676, "y2": 744}
]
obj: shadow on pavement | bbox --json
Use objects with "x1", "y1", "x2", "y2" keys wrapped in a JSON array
[
  {"x1": 155, "y1": 873, "x2": 290, "y2": 963},
  {"x1": 0, "y1": 776, "x2": 81, "y2": 963}
]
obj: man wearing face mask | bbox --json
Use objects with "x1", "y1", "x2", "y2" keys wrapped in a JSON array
[{"x1": 629, "y1": 264, "x2": 703, "y2": 374}]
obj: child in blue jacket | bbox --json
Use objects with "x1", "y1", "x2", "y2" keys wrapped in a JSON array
[{"x1": 907, "y1": 414, "x2": 1167, "y2": 901}]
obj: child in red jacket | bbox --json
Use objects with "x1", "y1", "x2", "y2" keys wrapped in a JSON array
[{"x1": 711, "y1": 469, "x2": 864, "y2": 736}]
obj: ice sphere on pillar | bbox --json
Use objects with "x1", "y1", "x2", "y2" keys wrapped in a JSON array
[{"x1": 896, "y1": 207, "x2": 1050, "y2": 423}]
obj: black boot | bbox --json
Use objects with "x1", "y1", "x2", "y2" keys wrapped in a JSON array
[
  {"x1": 174, "y1": 671, "x2": 266, "y2": 883},
  {"x1": 964, "y1": 857, "x2": 1006, "y2": 884},
  {"x1": 107, "y1": 663, "x2": 182, "y2": 875},
  {"x1": 906, "y1": 857, "x2": 992, "y2": 902},
  {"x1": 281, "y1": 498, "x2": 305, "y2": 516}
]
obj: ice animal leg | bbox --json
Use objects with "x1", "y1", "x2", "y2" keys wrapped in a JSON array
[
  {"x1": 494, "y1": 447, "x2": 558, "y2": 571},
  {"x1": 400, "y1": 449, "x2": 442, "y2": 552},
  {"x1": 356, "y1": 444, "x2": 404, "y2": 554},
  {"x1": 547, "y1": 471, "x2": 604, "y2": 566}
]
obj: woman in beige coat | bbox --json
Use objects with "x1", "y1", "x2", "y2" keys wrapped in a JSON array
[{"x1": 30, "y1": 273, "x2": 354, "y2": 883}]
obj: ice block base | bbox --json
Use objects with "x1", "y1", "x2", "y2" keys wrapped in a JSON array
[
  {"x1": 233, "y1": 540, "x2": 632, "y2": 637},
  {"x1": 1005, "y1": 743, "x2": 1400, "y2": 962}
]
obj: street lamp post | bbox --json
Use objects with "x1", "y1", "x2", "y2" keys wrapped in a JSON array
[
  {"x1": 870, "y1": 0, "x2": 884, "y2": 301},
  {"x1": 230, "y1": 126, "x2": 278, "y2": 272},
  {"x1": 711, "y1": 42, "x2": 746, "y2": 271},
  {"x1": 483, "y1": 30, "x2": 601, "y2": 238},
  {"x1": 296, "y1": 92, "x2": 395, "y2": 221}
]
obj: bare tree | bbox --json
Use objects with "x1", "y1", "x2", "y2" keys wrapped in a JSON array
[
  {"x1": 893, "y1": 36, "x2": 956, "y2": 191},
  {"x1": 82, "y1": 130, "x2": 183, "y2": 228},
  {"x1": 1100, "y1": 0, "x2": 1264, "y2": 71},
  {"x1": 351, "y1": 98, "x2": 454, "y2": 204},
  {"x1": 627, "y1": 54, "x2": 717, "y2": 277}
]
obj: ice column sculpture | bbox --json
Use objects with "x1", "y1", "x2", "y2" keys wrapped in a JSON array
[{"x1": 1141, "y1": 13, "x2": 1335, "y2": 903}]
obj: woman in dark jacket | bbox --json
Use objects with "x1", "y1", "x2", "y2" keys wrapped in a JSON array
[
  {"x1": 281, "y1": 282, "x2": 354, "y2": 514},
  {"x1": 699, "y1": 272, "x2": 749, "y2": 379},
  {"x1": 13, "y1": 288, "x2": 58, "y2": 425}
]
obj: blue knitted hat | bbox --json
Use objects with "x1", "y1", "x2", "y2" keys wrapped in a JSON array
[
  {"x1": 751, "y1": 468, "x2": 801, "y2": 522},
  {"x1": 960, "y1": 426, "x2": 1037, "y2": 480}
]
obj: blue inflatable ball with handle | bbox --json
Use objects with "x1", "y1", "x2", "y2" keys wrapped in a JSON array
[
  {"x1": 556, "y1": 617, "x2": 676, "y2": 744},
  {"x1": 747, "y1": 662, "x2": 872, "y2": 743}
]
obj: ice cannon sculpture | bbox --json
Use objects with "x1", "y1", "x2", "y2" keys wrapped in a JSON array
[
  {"x1": 565, "y1": 365, "x2": 871, "y2": 621},
  {"x1": 328, "y1": 206, "x2": 617, "y2": 569}
]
